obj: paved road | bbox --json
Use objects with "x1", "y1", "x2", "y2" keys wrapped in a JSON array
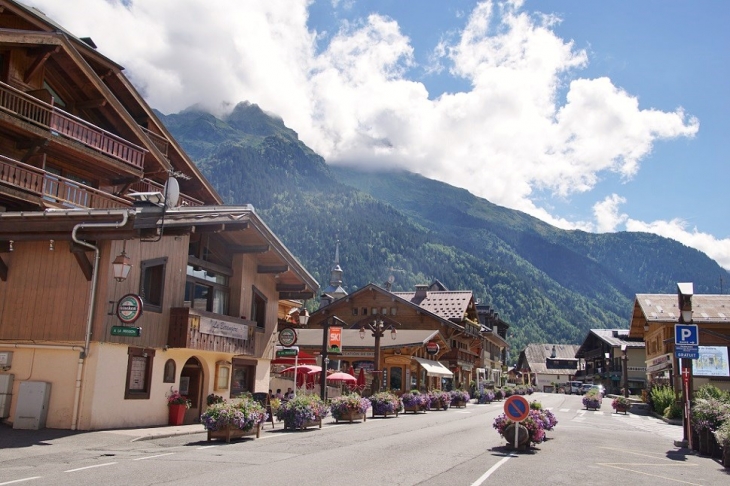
[{"x1": 1, "y1": 393, "x2": 727, "y2": 486}]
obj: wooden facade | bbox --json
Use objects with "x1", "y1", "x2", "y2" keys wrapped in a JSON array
[{"x1": 0, "y1": 1, "x2": 318, "y2": 431}]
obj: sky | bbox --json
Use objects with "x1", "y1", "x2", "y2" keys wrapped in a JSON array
[{"x1": 25, "y1": 0, "x2": 730, "y2": 271}]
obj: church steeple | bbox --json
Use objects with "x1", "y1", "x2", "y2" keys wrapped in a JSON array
[{"x1": 319, "y1": 239, "x2": 348, "y2": 308}]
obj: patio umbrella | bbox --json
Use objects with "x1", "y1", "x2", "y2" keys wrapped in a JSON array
[
  {"x1": 347, "y1": 366, "x2": 357, "y2": 390},
  {"x1": 326, "y1": 371, "x2": 357, "y2": 383},
  {"x1": 280, "y1": 365, "x2": 322, "y2": 375}
]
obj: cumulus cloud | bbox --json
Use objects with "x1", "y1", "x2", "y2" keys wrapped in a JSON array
[{"x1": 25, "y1": 0, "x2": 721, "y2": 266}]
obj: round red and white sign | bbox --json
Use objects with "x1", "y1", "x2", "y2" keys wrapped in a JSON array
[
  {"x1": 117, "y1": 294, "x2": 143, "y2": 324},
  {"x1": 426, "y1": 342, "x2": 440, "y2": 355}
]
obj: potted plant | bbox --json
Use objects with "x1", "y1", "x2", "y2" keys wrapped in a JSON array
[
  {"x1": 329, "y1": 394, "x2": 370, "y2": 423},
  {"x1": 612, "y1": 396, "x2": 631, "y2": 414},
  {"x1": 692, "y1": 398, "x2": 730, "y2": 457},
  {"x1": 493, "y1": 409, "x2": 547, "y2": 450},
  {"x1": 276, "y1": 394, "x2": 328, "y2": 430},
  {"x1": 477, "y1": 389, "x2": 495, "y2": 404},
  {"x1": 450, "y1": 389, "x2": 470, "y2": 408},
  {"x1": 530, "y1": 401, "x2": 558, "y2": 433},
  {"x1": 582, "y1": 389, "x2": 602, "y2": 411},
  {"x1": 207, "y1": 393, "x2": 224, "y2": 406},
  {"x1": 428, "y1": 390, "x2": 450, "y2": 410},
  {"x1": 493, "y1": 388, "x2": 504, "y2": 401},
  {"x1": 200, "y1": 397, "x2": 267, "y2": 442},
  {"x1": 401, "y1": 390, "x2": 430, "y2": 413},
  {"x1": 167, "y1": 389, "x2": 191, "y2": 426},
  {"x1": 370, "y1": 391, "x2": 402, "y2": 417}
]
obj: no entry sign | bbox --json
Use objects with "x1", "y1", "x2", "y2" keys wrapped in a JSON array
[{"x1": 504, "y1": 395, "x2": 530, "y2": 422}]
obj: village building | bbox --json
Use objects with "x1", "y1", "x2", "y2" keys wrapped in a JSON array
[
  {"x1": 515, "y1": 343, "x2": 581, "y2": 392},
  {"x1": 574, "y1": 329, "x2": 646, "y2": 395},
  {"x1": 0, "y1": 0, "x2": 317, "y2": 430}
]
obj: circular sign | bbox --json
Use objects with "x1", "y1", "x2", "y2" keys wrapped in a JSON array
[
  {"x1": 117, "y1": 294, "x2": 143, "y2": 324},
  {"x1": 504, "y1": 395, "x2": 530, "y2": 422},
  {"x1": 278, "y1": 327, "x2": 298, "y2": 347},
  {"x1": 425, "y1": 342, "x2": 440, "y2": 355}
]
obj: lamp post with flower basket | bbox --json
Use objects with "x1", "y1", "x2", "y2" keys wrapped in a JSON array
[{"x1": 360, "y1": 315, "x2": 397, "y2": 394}]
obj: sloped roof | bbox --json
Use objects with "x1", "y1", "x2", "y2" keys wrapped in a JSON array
[
  {"x1": 393, "y1": 290, "x2": 473, "y2": 320},
  {"x1": 575, "y1": 329, "x2": 644, "y2": 357},
  {"x1": 629, "y1": 294, "x2": 730, "y2": 338},
  {"x1": 519, "y1": 343, "x2": 580, "y2": 375}
]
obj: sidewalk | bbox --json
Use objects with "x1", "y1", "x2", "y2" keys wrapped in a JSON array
[{"x1": 105, "y1": 423, "x2": 207, "y2": 441}]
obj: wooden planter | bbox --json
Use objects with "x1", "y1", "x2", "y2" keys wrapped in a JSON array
[
  {"x1": 284, "y1": 417, "x2": 323, "y2": 431},
  {"x1": 722, "y1": 445, "x2": 730, "y2": 468},
  {"x1": 207, "y1": 423, "x2": 261, "y2": 443},
  {"x1": 584, "y1": 400, "x2": 601, "y2": 411},
  {"x1": 403, "y1": 404, "x2": 427, "y2": 414},
  {"x1": 333, "y1": 410, "x2": 367, "y2": 424},
  {"x1": 614, "y1": 404, "x2": 629, "y2": 415},
  {"x1": 372, "y1": 409, "x2": 399, "y2": 418},
  {"x1": 452, "y1": 400, "x2": 467, "y2": 409},
  {"x1": 699, "y1": 428, "x2": 711, "y2": 456}
]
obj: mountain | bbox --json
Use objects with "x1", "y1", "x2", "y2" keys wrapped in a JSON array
[{"x1": 157, "y1": 103, "x2": 728, "y2": 355}]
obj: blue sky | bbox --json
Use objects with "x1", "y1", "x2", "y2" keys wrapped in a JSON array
[{"x1": 26, "y1": 0, "x2": 729, "y2": 269}]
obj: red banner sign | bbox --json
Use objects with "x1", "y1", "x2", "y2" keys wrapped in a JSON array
[{"x1": 328, "y1": 326, "x2": 342, "y2": 354}]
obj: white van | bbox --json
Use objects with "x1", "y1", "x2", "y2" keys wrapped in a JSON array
[{"x1": 565, "y1": 381, "x2": 583, "y2": 394}]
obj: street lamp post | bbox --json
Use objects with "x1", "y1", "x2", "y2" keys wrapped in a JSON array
[
  {"x1": 320, "y1": 315, "x2": 346, "y2": 400},
  {"x1": 360, "y1": 316, "x2": 397, "y2": 394},
  {"x1": 621, "y1": 344, "x2": 629, "y2": 398}
]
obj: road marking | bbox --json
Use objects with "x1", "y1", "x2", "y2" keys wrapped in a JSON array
[
  {"x1": 470, "y1": 455, "x2": 512, "y2": 486},
  {"x1": 133, "y1": 453, "x2": 175, "y2": 461},
  {"x1": 197, "y1": 445, "x2": 216, "y2": 449},
  {"x1": 0, "y1": 478, "x2": 42, "y2": 485},
  {"x1": 64, "y1": 462, "x2": 117, "y2": 473},
  {"x1": 598, "y1": 463, "x2": 700, "y2": 485},
  {"x1": 559, "y1": 408, "x2": 570, "y2": 412}
]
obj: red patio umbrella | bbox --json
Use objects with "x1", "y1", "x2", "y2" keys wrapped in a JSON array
[
  {"x1": 326, "y1": 371, "x2": 357, "y2": 384},
  {"x1": 356, "y1": 367, "x2": 366, "y2": 391},
  {"x1": 280, "y1": 365, "x2": 322, "y2": 375}
]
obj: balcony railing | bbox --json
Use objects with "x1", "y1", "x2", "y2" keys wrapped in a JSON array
[
  {"x1": 0, "y1": 81, "x2": 146, "y2": 169},
  {"x1": 138, "y1": 125, "x2": 169, "y2": 157},
  {"x1": 128, "y1": 179, "x2": 203, "y2": 207},
  {"x1": 168, "y1": 308, "x2": 260, "y2": 356},
  {"x1": 0, "y1": 155, "x2": 131, "y2": 209}
]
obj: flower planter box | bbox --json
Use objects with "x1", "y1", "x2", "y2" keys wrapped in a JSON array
[
  {"x1": 168, "y1": 404, "x2": 187, "y2": 426},
  {"x1": 452, "y1": 400, "x2": 467, "y2": 409},
  {"x1": 372, "y1": 410, "x2": 399, "y2": 418},
  {"x1": 333, "y1": 410, "x2": 366, "y2": 424},
  {"x1": 207, "y1": 423, "x2": 261, "y2": 443},
  {"x1": 614, "y1": 404, "x2": 629, "y2": 415},
  {"x1": 722, "y1": 445, "x2": 730, "y2": 468},
  {"x1": 284, "y1": 418, "x2": 322, "y2": 431},
  {"x1": 403, "y1": 405, "x2": 427, "y2": 414},
  {"x1": 583, "y1": 399, "x2": 601, "y2": 411}
]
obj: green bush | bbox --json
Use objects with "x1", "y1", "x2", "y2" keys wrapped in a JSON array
[
  {"x1": 694, "y1": 384, "x2": 730, "y2": 403},
  {"x1": 663, "y1": 402, "x2": 682, "y2": 420},
  {"x1": 650, "y1": 385, "x2": 676, "y2": 415}
]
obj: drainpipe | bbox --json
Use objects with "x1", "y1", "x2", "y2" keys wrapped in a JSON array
[{"x1": 69, "y1": 210, "x2": 129, "y2": 430}]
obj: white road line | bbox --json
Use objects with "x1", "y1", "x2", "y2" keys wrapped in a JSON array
[
  {"x1": 559, "y1": 408, "x2": 570, "y2": 412},
  {"x1": 133, "y1": 453, "x2": 175, "y2": 461},
  {"x1": 470, "y1": 455, "x2": 513, "y2": 486},
  {"x1": 64, "y1": 462, "x2": 117, "y2": 473},
  {"x1": 197, "y1": 445, "x2": 216, "y2": 449},
  {"x1": 0, "y1": 478, "x2": 42, "y2": 485}
]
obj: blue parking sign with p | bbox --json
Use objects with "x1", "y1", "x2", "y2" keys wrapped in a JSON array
[{"x1": 675, "y1": 324, "x2": 698, "y2": 346}]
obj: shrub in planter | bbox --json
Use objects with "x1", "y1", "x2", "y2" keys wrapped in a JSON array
[
  {"x1": 370, "y1": 391, "x2": 402, "y2": 416},
  {"x1": 200, "y1": 397, "x2": 266, "y2": 432},
  {"x1": 275, "y1": 394, "x2": 328, "y2": 429},
  {"x1": 402, "y1": 390, "x2": 431, "y2": 409},
  {"x1": 713, "y1": 420, "x2": 730, "y2": 467},
  {"x1": 329, "y1": 394, "x2": 370, "y2": 421},
  {"x1": 692, "y1": 398, "x2": 730, "y2": 433},
  {"x1": 450, "y1": 389, "x2": 470, "y2": 405},
  {"x1": 494, "y1": 389, "x2": 504, "y2": 400},
  {"x1": 493, "y1": 410, "x2": 546, "y2": 445},
  {"x1": 612, "y1": 396, "x2": 631, "y2": 413},
  {"x1": 477, "y1": 390, "x2": 495, "y2": 404},
  {"x1": 582, "y1": 390, "x2": 602, "y2": 410},
  {"x1": 428, "y1": 390, "x2": 451, "y2": 409},
  {"x1": 649, "y1": 385, "x2": 675, "y2": 415}
]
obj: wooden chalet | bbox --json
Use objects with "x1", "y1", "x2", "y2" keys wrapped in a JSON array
[
  {"x1": 574, "y1": 329, "x2": 646, "y2": 394},
  {"x1": 0, "y1": 1, "x2": 317, "y2": 430},
  {"x1": 300, "y1": 283, "x2": 508, "y2": 394},
  {"x1": 628, "y1": 284, "x2": 730, "y2": 394},
  {"x1": 515, "y1": 343, "x2": 581, "y2": 391}
]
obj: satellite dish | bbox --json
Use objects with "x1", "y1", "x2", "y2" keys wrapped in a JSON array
[
  {"x1": 388, "y1": 275, "x2": 395, "y2": 284},
  {"x1": 163, "y1": 177, "x2": 180, "y2": 208}
]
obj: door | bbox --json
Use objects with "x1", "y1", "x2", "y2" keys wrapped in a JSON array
[{"x1": 181, "y1": 357, "x2": 203, "y2": 424}]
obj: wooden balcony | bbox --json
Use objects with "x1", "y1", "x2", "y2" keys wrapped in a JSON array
[
  {"x1": 0, "y1": 81, "x2": 146, "y2": 169},
  {"x1": 0, "y1": 155, "x2": 131, "y2": 209},
  {"x1": 128, "y1": 179, "x2": 203, "y2": 207},
  {"x1": 138, "y1": 125, "x2": 169, "y2": 157},
  {"x1": 168, "y1": 308, "x2": 261, "y2": 356}
]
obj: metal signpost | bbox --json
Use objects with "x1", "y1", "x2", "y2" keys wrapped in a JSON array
[
  {"x1": 675, "y1": 323, "x2": 698, "y2": 449},
  {"x1": 504, "y1": 395, "x2": 530, "y2": 449}
]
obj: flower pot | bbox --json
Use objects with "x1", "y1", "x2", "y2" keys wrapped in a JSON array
[
  {"x1": 403, "y1": 404, "x2": 427, "y2": 414},
  {"x1": 699, "y1": 428, "x2": 711, "y2": 456},
  {"x1": 502, "y1": 423, "x2": 530, "y2": 451},
  {"x1": 333, "y1": 409, "x2": 366, "y2": 424},
  {"x1": 614, "y1": 404, "x2": 629, "y2": 414},
  {"x1": 284, "y1": 417, "x2": 322, "y2": 431},
  {"x1": 168, "y1": 404, "x2": 186, "y2": 426},
  {"x1": 452, "y1": 400, "x2": 467, "y2": 409},
  {"x1": 207, "y1": 423, "x2": 261, "y2": 443}
]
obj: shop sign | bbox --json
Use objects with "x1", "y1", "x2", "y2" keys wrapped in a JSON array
[
  {"x1": 200, "y1": 316, "x2": 248, "y2": 340},
  {"x1": 111, "y1": 326, "x2": 141, "y2": 337},
  {"x1": 426, "y1": 342, "x2": 439, "y2": 355},
  {"x1": 117, "y1": 294, "x2": 143, "y2": 324},
  {"x1": 646, "y1": 353, "x2": 672, "y2": 373},
  {"x1": 278, "y1": 327, "x2": 297, "y2": 347},
  {"x1": 327, "y1": 326, "x2": 342, "y2": 354}
]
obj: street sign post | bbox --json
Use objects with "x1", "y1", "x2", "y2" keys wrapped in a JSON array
[
  {"x1": 504, "y1": 395, "x2": 530, "y2": 449},
  {"x1": 276, "y1": 346, "x2": 299, "y2": 358},
  {"x1": 674, "y1": 324, "x2": 699, "y2": 359}
]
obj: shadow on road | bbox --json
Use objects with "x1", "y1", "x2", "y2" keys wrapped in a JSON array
[{"x1": 0, "y1": 423, "x2": 83, "y2": 449}]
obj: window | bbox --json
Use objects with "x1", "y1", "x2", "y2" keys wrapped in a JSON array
[
  {"x1": 362, "y1": 307, "x2": 368, "y2": 315},
  {"x1": 125, "y1": 347, "x2": 155, "y2": 399},
  {"x1": 352, "y1": 308, "x2": 359, "y2": 316},
  {"x1": 390, "y1": 307, "x2": 397, "y2": 316},
  {"x1": 140, "y1": 257, "x2": 167, "y2": 312},
  {"x1": 251, "y1": 287, "x2": 267, "y2": 329},
  {"x1": 215, "y1": 361, "x2": 231, "y2": 391},
  {"x1": 185, "y1": 265, "x2": 229, "y2": 314},
  {"x1": 231, "y1": 361, "x2": 255, "y2": 397}
]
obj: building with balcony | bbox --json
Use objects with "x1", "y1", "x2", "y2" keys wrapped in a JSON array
[
  {"x1": 574, "y1": 329, "x2": 646, "y2": 394},
  {"x1": 0, "y1": 1, "x2": 317, "y2": 430},
  {"x1": 515, "y1": 343, "x2": 581, "y2": 392}
]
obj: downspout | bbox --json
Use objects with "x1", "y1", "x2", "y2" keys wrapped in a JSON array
[{"x1": 69, "y1": 210, "x2": 130, "y2": 430}]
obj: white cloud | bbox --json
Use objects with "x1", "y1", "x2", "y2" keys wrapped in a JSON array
[
  {"x1": 593, "y1": 194, "x2": 628, "y2": 233},
  {"x1": 24, "y1": 0, "x2": 722, "y2": 267}
]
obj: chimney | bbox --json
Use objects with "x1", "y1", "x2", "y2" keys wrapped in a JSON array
[
  {"x1": 677, "y1": 282, "x2": 694, "y2": 323},
  {"x1": 415, "y1": 284, "x2": 428, "y2": 298}
]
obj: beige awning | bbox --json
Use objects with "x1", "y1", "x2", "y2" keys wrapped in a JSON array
[{"x1": 412, "y1": 357, "x2": 454, "y2": 377}]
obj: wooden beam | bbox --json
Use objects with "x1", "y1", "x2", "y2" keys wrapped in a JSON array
[
  {"x1": 229, "y1": 244, "x2": 268, "y2": 254},
  {"x1": 75, "y1": 98, "x2": 108, "y2": 109},
  {"x1": 257, "y1": 264, "x2": 288, "y2": 274},
  {"x1": 24, "y1": 46, "x2": 60, "y2": 83},
  {"x1": 0, "y1": 256, "x2": 7, "y2": 281},
  {"x1": 279, "y1": 291, "x2": 315, "y2": 300},
  {"x1": 70, "y1": 243, "x2": 93, "y2": 281},
  {"x1": 276, "y1": 283, "x2": 306, "y2": 292}
]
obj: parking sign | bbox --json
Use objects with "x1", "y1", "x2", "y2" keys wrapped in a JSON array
[{"x1": 675, "y1": 324, "x2": 698, "y2": 346}]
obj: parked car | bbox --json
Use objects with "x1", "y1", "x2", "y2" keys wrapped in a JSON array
[
  {"x1": 589, "y1": 384, "x2": 605, "y2": 397},
  {"x1": 580, "y1": 383, "x2": 593, "y2": 394},
  {"x1": 566, "y1": 381, "x2": 583, "y2": 394}
]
